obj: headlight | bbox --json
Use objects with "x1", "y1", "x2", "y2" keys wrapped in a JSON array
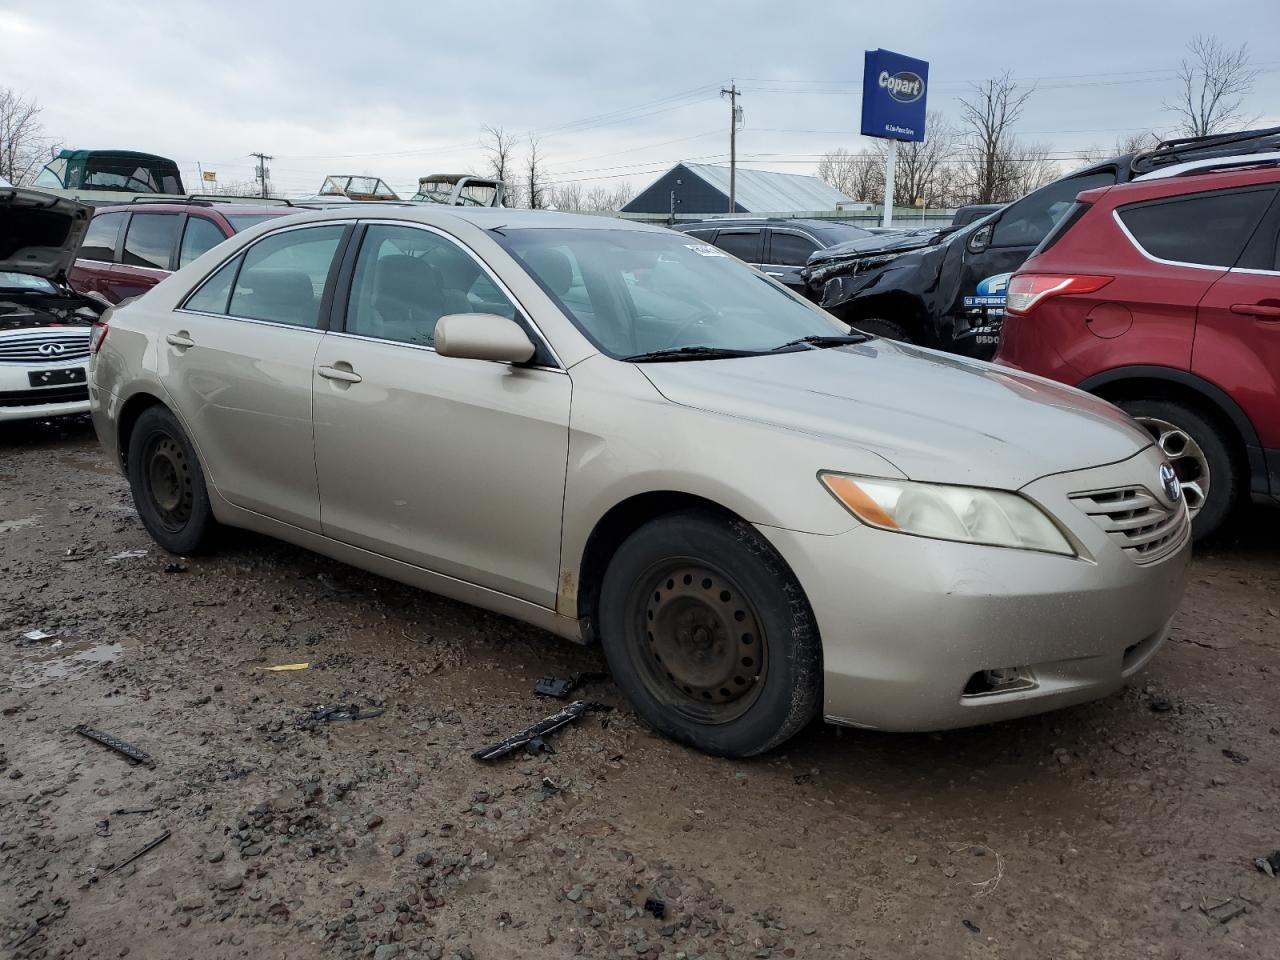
[
  {"x1": 819, "y1": 473, "x2": 1075, "y2": 556},
  {"x1": 855, "y1": 252, "x2": 905, "y2": 271}
]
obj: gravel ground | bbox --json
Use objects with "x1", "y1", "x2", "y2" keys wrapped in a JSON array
[{"x1": 2, "y1": 418, "x2": 1278, "y2": 960}]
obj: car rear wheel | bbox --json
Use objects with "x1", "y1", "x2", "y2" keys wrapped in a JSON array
[
  {"x1": 849, "y1": 318, "x2": 913, "y2": 343},
  {"x1": 1116, "y1": 398, "x2": 1239, "y2": 542},
  {"x1": 598, "y1": 510, "x2": 821, "y2": 757},
  {"x1": 127, "y1": 406, "x2": 216, "y2": 555}
]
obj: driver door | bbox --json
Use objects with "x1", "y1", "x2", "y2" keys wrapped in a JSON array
[{"x1": 312, "y1": 222, "x2": 571, "y2": 608}]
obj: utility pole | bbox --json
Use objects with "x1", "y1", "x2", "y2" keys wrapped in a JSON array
[
  {"x1": 250, "y1": 152, "x2": 272, "y2": 199},
  {"x1": 720, "y1": 84, "x2": 741, "y2": 212}
]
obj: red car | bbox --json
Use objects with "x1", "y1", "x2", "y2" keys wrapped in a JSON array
[
  {"x1": 69, "y1": 200, "x2": 292, "y2": 304},
  {"x1": 996, "y1": 159, "x2": 1280, "y2": 540}
]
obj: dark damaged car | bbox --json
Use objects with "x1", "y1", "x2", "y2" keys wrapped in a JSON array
[
  {"x1": 1, "y1": 188, "x2": 106, "y2": 423},
  {"x1": 802, "y1": 126, "x2": 1280, "y2": 358}
]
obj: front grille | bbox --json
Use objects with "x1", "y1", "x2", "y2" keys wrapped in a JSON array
[
  {"x1": 1069, "y1": 485, "x2": 1189, "y2": 564},
  {"x1": 0, "y1": 330, "x2": 92, "y2": 364},
  {"x1": 0, "y1": 385, "x2": 90, "y2": 407}
]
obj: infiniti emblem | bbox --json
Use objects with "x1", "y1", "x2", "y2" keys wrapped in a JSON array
[
  {"x1": 37, "y1": 341, "x2": 66, "y2": 356},
  {"x1": 1158, "y1": 463, "x2": 1181, "y2": 503}
]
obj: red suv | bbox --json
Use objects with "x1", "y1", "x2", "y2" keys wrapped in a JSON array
[
  {"x1": 69, "y1": 200, "x2": 292, "y2": 304},
  {"x1": 996, "y1": 160, "x2": 1280, "y2": 540}
]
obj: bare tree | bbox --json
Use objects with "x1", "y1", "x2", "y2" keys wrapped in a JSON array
[
  {"x1": 816, "y1": 147, "x2": 881, "y2": 203},
  {"x1": 957, "y1": 72, "x2": 1035, "y2": 204},
  {"x1": 1166, "y1": 35, "x2": 1258, "y2": 137},
  {"x1": 0, "y1": 87, "x2": 54, "y2": 186},
  {"x1": 525, "y1": 135, "x2": 545, "y2": 210},
  {"x1": 479, "y1": 124, "x2": 519, "y2": 186},
  {"x1": 874, "y1": 111, "x2": 958, "y2": 208},
  {"x1": 543, "y1": 181, "x2": 633, "y2": 213}
]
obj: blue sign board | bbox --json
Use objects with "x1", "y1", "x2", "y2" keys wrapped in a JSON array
[{"x1": 860, "y1": 49, "x2": 929, "y2": 143}]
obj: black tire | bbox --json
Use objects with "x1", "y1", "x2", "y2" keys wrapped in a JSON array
[
  {"x1": 598, "y1": 510, "x2": 822, "y2": 757},
  {"x1": 126, "y1": 405, "x2": 216, "y2": 554},
  {"x1": 849, "y1": 317, "x2": 912, "y2": 343},
  {"x1": 1115, "y1": 398, "x2": 1240, "y2": 542}
]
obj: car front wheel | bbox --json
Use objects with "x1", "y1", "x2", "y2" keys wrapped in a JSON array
[
  {"x1": 126, "y1": 405, "x2": 216, "y2": 554},
  {"x1": 1116, "y1": 398, "x2": 1239, "y2": 542},
  {"x1": 598, "y1": 510, "x2": 822, "y2": 757}
]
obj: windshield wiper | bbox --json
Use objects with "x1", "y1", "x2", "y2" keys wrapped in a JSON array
[
  {"x1": 769, "y1": 333, "x2": 870, "y2": 352},
  {"x1": 620, "y1": 345, "x2": 767, "y2": 363}
]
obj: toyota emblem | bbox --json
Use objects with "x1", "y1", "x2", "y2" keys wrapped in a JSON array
[
  {"x1": 1158, "y1": 463, "x2": 1182, "y2": 503},
  {"x1": 37, "y1": 341, "x2": 66, "y2": 356}
]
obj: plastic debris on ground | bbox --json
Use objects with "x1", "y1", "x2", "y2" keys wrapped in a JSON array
[
  {"x1": 73, "y1": 725, "x2": 153, "y2": 766},
  {"x1": 643, "y1": 898, "x2": 666, "y2": 920},
  {"x1": 473, "y1": 700, "x2": 610, "y2": 761},
  {"x1": 91, "y1": 830, "x2": 170, "y2": 883},
  {"x1": 262, "y1": 662, "x2": 310, "y2": 672},
  {"x1": 105, "y1": 549, "x2": 148, "y2": 563},
  {"x1": 534, "y1": 671, "x2": 608, "y2": 699},
  {"x1": 1200, "y1": 897, "x2": 1246, "y2": 924},
  {"x1": 1255, "y1": 851, "x2": 1280, "y2": 878}
]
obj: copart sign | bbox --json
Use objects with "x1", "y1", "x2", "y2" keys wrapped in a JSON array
[{"x1": 860, "y1": 48, "x2": 929, "y2": 143}]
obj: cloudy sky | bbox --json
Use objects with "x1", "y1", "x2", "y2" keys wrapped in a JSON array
[{"x1": 4, "y1": 0, "x2": 1279, "y2": 198}]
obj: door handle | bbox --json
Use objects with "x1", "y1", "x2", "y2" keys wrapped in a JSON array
[
  {"x1": 765, "y1": 271, "x2": 785, "y2": 277},
  {"x1": 317, "y1": 364, "x2": 362, "y2": 384},
  {"x1": 165, "y1": 332, "x2": 194, "y2": 348},
  {"x1": 1229, "y1": 303, "x2": 1280, "y2": 320}
]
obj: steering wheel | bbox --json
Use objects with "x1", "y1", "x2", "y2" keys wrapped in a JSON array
[{"x1": 663, "y1": 309, "x2": 721, "y2": 349}]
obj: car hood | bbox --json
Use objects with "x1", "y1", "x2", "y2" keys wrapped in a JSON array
[
  {"x1": 0, "y1": 188, "x2": 94, "y2": 282},
  {"x1": 638, "y1": 340, "x2": 1153, "y2": 489},
  {"x1": 806, "y1": 230, "x2": 941, "y2": 268}
]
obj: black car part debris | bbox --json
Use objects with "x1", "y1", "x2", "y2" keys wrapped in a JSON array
[
  {"x1": 310, "y1": 704, "x2": 385, "y2": 722},
  {"x1": 74, "y1": 725, "x2": 152, "y2": 766},
  {"x1": 962, "y1": 919, "x2": 981, "y2": 934},
  {"x1": 1255, "y1": 851, "x2": 1280, "y2": 878},
  {"x1": 643, "y1": 898, "x2": 666, "y2": 920},
  {"x1": 534, "y1": 671, "x2": 608, "y2": 699},
  {"x1": 473, "y1": 700, "x2": 608, "y2": 761},
  {"x1": 113, "y1": 807, "x2": 156, "y2": 816},
  {"x1": 92, "y1": 830, "x2": 170, "y2": 883}
]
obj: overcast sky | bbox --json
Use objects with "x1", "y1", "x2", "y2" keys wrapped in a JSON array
[{"x1": 4, "y1": 0, "x2": 1279, "y2": 198}]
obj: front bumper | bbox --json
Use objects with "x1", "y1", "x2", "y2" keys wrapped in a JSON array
[
  {"x1": 0, "y1": 359, "x2": 90, "y2": 422},
  {"x1": 759, "y1": 448, "x2": 1191, "y2": 732}
]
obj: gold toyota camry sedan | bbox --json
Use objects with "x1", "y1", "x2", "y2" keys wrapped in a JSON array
[{"x1": 87, "y1": 205, "x2": 1190, "y2": 757}]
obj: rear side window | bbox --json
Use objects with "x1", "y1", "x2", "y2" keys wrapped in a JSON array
[
  {"x1": 1117, "y1": 188, "x2": 1274, "y2": 268},
  {"x1": 227, "y1": 225, "x2": 345, "y2": 328},
  {"x1": 178, "y1": 217, "x2": 228, "y2": 268},
  {"x1": 122, "y1": 213, "x2": 181, "y2": 269},
  {"x1": 713, "y1": 230, "x2": 762, "y2": 262},
  {"x1": 184, "y1": 255, "x2": 241, "y2": 314},
  {"x1": 79, "y1": 212, "x2": 125, "y2": 262},
  {"x1": 768, "y1": 232, "x2": 819, "y2": 266}
]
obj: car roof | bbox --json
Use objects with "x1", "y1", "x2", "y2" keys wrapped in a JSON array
[
  {"x1": 1077, "y1": 164, "x2": 1280, "y2": 206},
  {"x1": 266, "y1": 205, "x2": 673, "y2": 234}
]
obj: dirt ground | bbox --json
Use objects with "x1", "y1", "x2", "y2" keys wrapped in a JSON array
[{"x1": 2, "y1": 418, "x2": 1278, "y2": 960}]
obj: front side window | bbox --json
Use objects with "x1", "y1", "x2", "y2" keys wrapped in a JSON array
[
  {"x1": 178, "y1": 216, "x2": 227, "y2": 268},
  {"x1": 768, "y1": 232, "x2": 819, "y2": 266},
  {"x1": 713, "y1": 230, "x2": 762, "y2": 262},
  {"x1": 34, "y1": 158, "x2": 68, "y2": 189},
  {"x1": 227, "y1": 225, "x2": 345, "y2": 328},
  {"x1": 502, "y1": 228, "x2": 844, "y2": 357},
  {"x1": 79, "y1": 212, "x2": 126, "y2": 262},
  {"x1": 122, "y1": 213, "x2": 180, "y2": 269},
  {"x1": 991, "y1": 171, "x2": 1116, "y2": 248},
  {"x1": 346, "y1": 224, "x2": 514, "y2": 346},
  {"x1": 1117, "y1": 188, "x2": 1274, "y2": 268}
]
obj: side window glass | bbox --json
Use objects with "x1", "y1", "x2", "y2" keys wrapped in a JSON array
[
  {"x1": 79, "y1": 212, "x2": 125, "y2": 262},
  {"x1": 184, "y1": 254, "x2": 241, "y2": 314},
  {"x1": 991, "y1": 171, "x2": 1115, "y2": 248},
  {"x1": 178, "y1": 217, "x2": 228, "y2": 268},
  {"x1": 228, "y1": 225, "x2": 344, "y2": 328},
  {"x1": 122, "y1": 213, "x2": 181, "y2": 269},
  {"x1": 683, "y1": 229, "x2": 717, "y2": 241},
  {"x1": 1119, "y1": 189, "x2": 1273, "y2": 268},
  {"x1": 713, "y1": 230, "x2": 761, "y2": 261},
  {"x1": 346, "y1": 224, "x2": 514, "y2": 346},
  {"x1": 769, "y1": 232, "x2": 819, "y2": 267}
]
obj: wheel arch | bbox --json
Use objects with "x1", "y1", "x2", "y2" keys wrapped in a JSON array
[
  {"x1": 115, "y1": 390, "x2": 167, "y2": 471},
  {"x1": 831, "y1": 292, "x2": 928, "y2": 342}
]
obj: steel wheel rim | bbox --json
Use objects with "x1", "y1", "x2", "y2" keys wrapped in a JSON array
[
  {"x1": 144, "y1": 434, "x2": 193, "y2": 531},
  {"x1": 626, "y1": 560, "x2": 767, "y2": 725},
  {"x1": 1133, "y1": 415, "x2": 1209, "y2": 518}
]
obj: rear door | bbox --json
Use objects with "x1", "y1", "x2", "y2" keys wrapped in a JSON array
[
  {"x1": 114, "y1": 212, "x2": 182, "y2": 300},
  {"x1": 163, "y1": 222, "x2": 351, "y2": 532},
  {"x1": 762, "y1": 229, "x2": 821, "y2": 290},
  {"x1": 68, "y1": 210, "x2": 126, "y2": 301},
  {"x1": 1192, "y1": 188, "x2": 1280, "y2": 457}
]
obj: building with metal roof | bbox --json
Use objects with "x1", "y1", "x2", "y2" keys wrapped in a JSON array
[{"x1": 621, "y1": 162, "x2": 855, "y2": 216}]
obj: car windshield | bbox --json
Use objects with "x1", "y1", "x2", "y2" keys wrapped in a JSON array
[
  {"x1": 501, "y1": 228, "x2": 845, "y2": 358},
  {"x1": 0, "y1": 272, "x2": 56, "y2": 293},
  {"x1": 226, "y1": 213, "x2": 280, "y2": 232}
]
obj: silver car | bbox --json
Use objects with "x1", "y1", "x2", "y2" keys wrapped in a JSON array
[{"x1": 88, "y1": 206, "x2": 1190, "y2": 757}]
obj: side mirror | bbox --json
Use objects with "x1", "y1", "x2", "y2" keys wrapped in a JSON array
[
  {"x1": 967, "y1": 223, "x2": 994, "y2": 254},
  {"x1": 434, "y1": 313, "x2": 536, "y2": 364}
]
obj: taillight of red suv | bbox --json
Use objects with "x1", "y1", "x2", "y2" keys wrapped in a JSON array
[{"x1": 1005, "y1": 274, "x2": 1115, "y2": 316}]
